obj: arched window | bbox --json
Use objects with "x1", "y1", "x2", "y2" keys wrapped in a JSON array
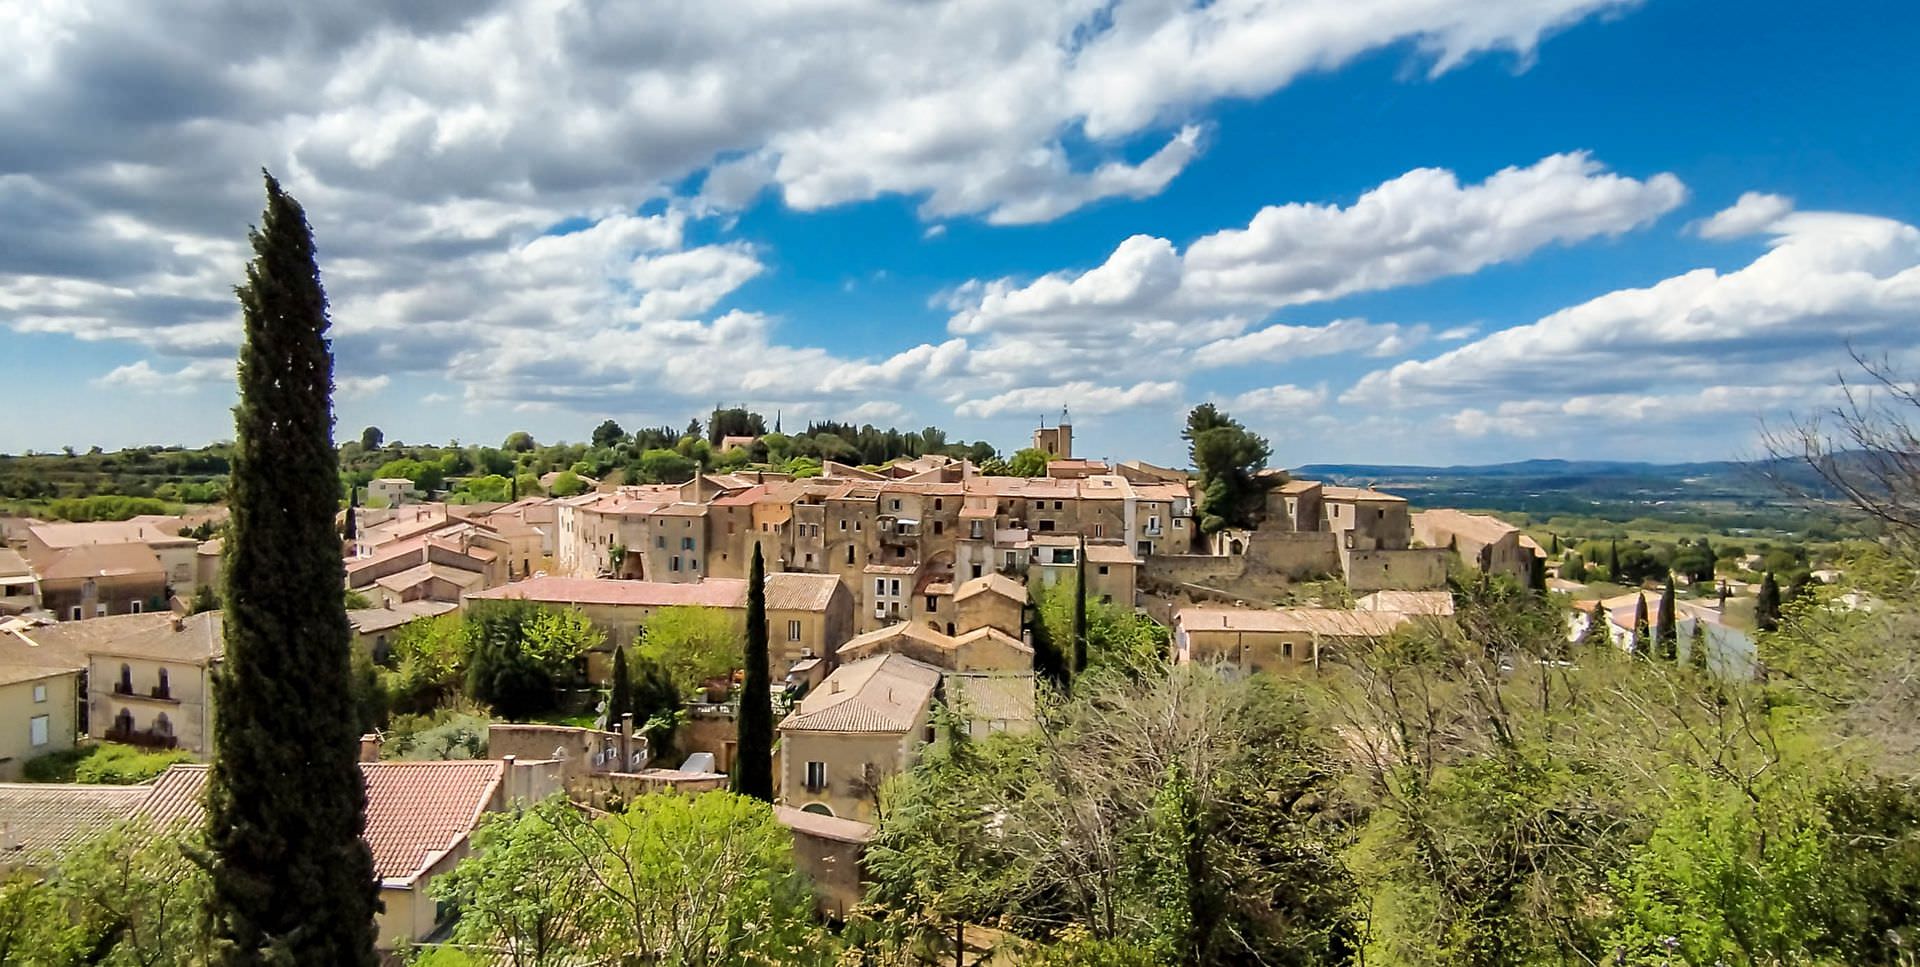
[
  {"x1": 157, "y1": 668, "x2": 170, "y2": 697},
  {"x1": 800, "y1": 802, "x2": 834, "y2": 817},
  {"x1": 119, "y1": 663, "x2": 132, "y2": 694},
  {"x1": 113, "y1": 708, "x2": 135, "y2": 737},
  {"x1": 153, "y1": 713, "x2": 173, "y2": 738}
]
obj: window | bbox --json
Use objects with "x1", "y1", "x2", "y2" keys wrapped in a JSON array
[
  {"x1": 970, "y1": 521, "x2": 984, "y2": 539},
  {"x1": 1097, "y1": 565, "x2": 1110, "y2": 575},
  {"x1": 1092, "y1": 524, "x2": 1103, "y2": 538},
  {"x1": 1283, "y1": 641, "x2": 1294, "y2": 660},
  {"x1": 70, "y1": 607, "x2": 82, "y2": 621},
  {"x1": 847, "y1": 545, "x2": 855, "y2": 565},
  {"x1": 688, "y1": 559, "x2": 698, "y2": 571},
  {"x1": 840, "y1": 520, "x2": 848, "y2": 531},
  {"x1": 670, "y1": 556, "x2": 681, "y2": 572},
  {"x1": 157, "y1": 668, "x2": 170, "y2": 698},
  {"x1": 971, "y1": 564, "x2": 983, "y2": 579},
  {"x1": 925, "y1": 595, "x2": 938, "y2": 613},
  {"x1": 805, "y1": 761, "x2": 827, "y2": 791},
  {"x1": 1037, "y1": 519, "x2": 1056, "y2": 532},
  {"x1": 681, "y1": 537, "x2": 694, "y2": 550},
  {"x1": 934, "y1": 499, "x2": 943, "y2": 510},
  {"x1": 889, "y1": 579, "x2": 901, "y2": 595},
  {"x1": 1054, "y1": 501, "x2": 1064, "y2": 510},
  {"x1": 890, "y1": 499, "x2": 901, "y2": 511},
  {"x1": 118, "y1": 664, "x2": 132, "y2": 694},
  {"x1": 874, "y1": 579, "x2": 886, "y2": 596},
  {"x1": 29, "y1": 715, "x2": 48, "y2": 747},
  {"x1": 788, "y1": 620, "x2": 802, "y2": 641},
  {"x1": 656, "y1": 536, "x2": 666, "y2": 548},
  {"x1": 932, "y1": 520, "x2": 943, "y2": 535},
  {"x1": 894, "y1": 546, "x2": 907, "y2": 559},
  {"x1": 32, "y1": 684, "x2": 46, "y2": 704},
  {"x1": 1174, "y1": 519, "x2": 1185, "y2": 529},
  {"x1": 130, "y1": 600, "x2": 143, "y2": 614}
]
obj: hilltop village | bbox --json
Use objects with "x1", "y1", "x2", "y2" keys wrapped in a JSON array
[{"x1": 0, "y1": 412, "x2": 1780, "y2": 953}]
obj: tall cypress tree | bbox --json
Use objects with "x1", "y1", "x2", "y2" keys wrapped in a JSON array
[
  {"x1": 1757, "y1": 570, "x2": 1782, "y2": 632},
  {"x1": 342, "y1": 485, "x2": 357, "y2": 542},
  {"x1": 204, "y1": 172, "x2": 378, "y2": 965},
  {"x1": 607, "y1": 644, "x2": 633, "y2": 732},
  {"x1": 1656, "y1": 580, "x2": 1678, "y2": 660},
  {"x1": 1583, "y1": 601, "x2": 1610, "y2": 648},
  {"x1": 1608, "y1": 539, "x2": 1621, "y2": 582},
  {"x1": 1071, "y1": 537, "x2": 1088, "y2": 675},
  {"x1": 1688, "y1": 620, "x2": 1710, "y2": 673},
  {"x1": 1631, "y1": 593, "x2": 1651, "y2": 660},
  {"x1": 734, "y1": 542, "x2": 773, "y2": 802}
]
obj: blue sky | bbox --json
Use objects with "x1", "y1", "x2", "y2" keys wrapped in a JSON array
[{"x1": 3, "y1": 0, "x2": 1917, "y2": 467}]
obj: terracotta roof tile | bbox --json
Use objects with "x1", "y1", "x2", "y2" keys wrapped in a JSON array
[
  {"x1": 780, "y1": 654, "x2": 940, "y2": 733},
  {"x1": 0, "y1": 784, "x2": 151, "y2": 860},
  {"x1": 467, "y1": 576, "x2": 747, "y2": 609},
  {"x1": 140, "y1": 761, "x2": 502, "y2": 884}
]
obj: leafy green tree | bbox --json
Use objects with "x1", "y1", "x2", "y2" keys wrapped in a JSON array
[
  {"x1": 0, "y1": 873, "x2": 84, "y2": 963},
  {"x1": 1007, "y1": 447, "x2": 1050, "y2": 477},
  {"x1": 1560, "y1": 551, "x2": 1587, "y2": 583},
  {"x1": 502, "y1": 431, "x2": 536, "y2": 453},
  {"x1": 734, "y1": 543, "x2": 773, "y2": 802},
  {"x1": 60, "y1": 822, "x2": 214, "y2": 963},
  {"x1": 557, "y1": 792, "x2": 821, "y2": 963},
  {"x1": 547, "y1": 470, "x2": 589, "y2": 497},
  {"x1": 203, "y1": 172, "x2": 379, "y2": 965},
  {"x1": 591, "y1": 419, "x2": 626, "y2": 449},
  {"x1": 1757, "y1": 570, "x2": 1783, "y2": 632},
  {"x1": 634, "y1": 448, "x2": 696, "y2": 484},
  {"x1": 637, "y1": 606, "x2": 743, "y2": 696},
  {"x1": 1182, "y1": 405, "x2": 1271, "y2": 534},
  {"x1": 430, "y1": 797, "x2": 610, "y2": 966},
  {"x1": 359, "y1": 426, "x2": 383, "y2": 450},
  {"x1": 383, "y1": 613, "x2": 469, "y2": 713}
]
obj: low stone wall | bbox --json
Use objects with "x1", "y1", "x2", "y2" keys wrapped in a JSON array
[
  {"x1": 572, "y1": 769, "x2": 728, "y2": 812},
  {"x1": 1344, "y1": 547, "x2": 1451, "y2": 591},
  {"x1": 1244, "y1": 530, "x2": 1342, "y2": 580}
]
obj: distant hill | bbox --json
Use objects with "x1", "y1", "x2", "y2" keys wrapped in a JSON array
[{"x1": 1290, "y1": 455, "x2": 1845, "y2": 525}]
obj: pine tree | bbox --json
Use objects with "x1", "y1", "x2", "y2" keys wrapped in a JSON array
[
  {"x1": 1071, "y1": 537, "x2": 1088, "y2": 675},
  {"x1": 1656, "y1": 580, "x2": 1678, "y2": 660},
  {"x1": 1688, "y1": 620, "x2": 1710, "y2": 673},
  {"x1": 733, "y1": 542, "x2": 773, "y2": 802},
  {"x1": 1757, "y1": 570, "x2": 1782, "y2": 632},
  {"x1": 204, "y1": 172, "x2": 378, "y2": 965},
  {"x1": 1632, "y1": 593, "x2": 1651, "y2": 660},
  {"x1": 343, "y1": 485, "x2": 357, "y2": 542},
  {"x1": 607, "y1": 644, "x2": 633, "y2": 732}
]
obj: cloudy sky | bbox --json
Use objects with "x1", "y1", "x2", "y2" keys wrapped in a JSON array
[{"x1": 3, "y1": 0, "x2": 1917, "y2": 467}]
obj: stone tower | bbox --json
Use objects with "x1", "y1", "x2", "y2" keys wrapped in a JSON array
[{"x1": 1032, "y1": 406, "x2": 1073, "y2": 458}]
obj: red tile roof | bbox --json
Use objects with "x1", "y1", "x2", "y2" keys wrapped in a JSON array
[
  {"x1": 140, "y1": 761, "x2": 503, "y2": 885},
  {"x1": 468, "y1": 576, "x2": 747, "y2": 608}
]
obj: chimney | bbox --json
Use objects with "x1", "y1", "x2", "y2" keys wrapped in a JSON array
[
  {"x1": 170, "y1": 614, "x2": 185, "y2": 632},
  {"x1": 358, "y1": 733, "x2": 382, "y2": 762}
]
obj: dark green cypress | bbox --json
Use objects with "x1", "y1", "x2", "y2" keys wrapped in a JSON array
[
  {"x1": 1757, "y1": 570, "x2": 1782, "y2": 632},
  {"x1": 1071, "y1": 537, "x2": 1088, "y2": 675},
  {"x1": 1688, "y1": 620, "x2": 1710, "y2": 673},
  {"x1": 343, "y1": 485, "x2": 357, "y2": 542},
  {"x1": 509, "y1": 474, "x2": 518, "y2": 501},
  {"x1": 204, "y1": 172, "x2": 378, "y2": 965},
  {"x1": 1656, "y1": 580, "x2": 1678, "y2": 660},
  {"x1": 734, "y1": 542, "x2": 773, "y2": 801},
  {"x1": 608, "y1": 644, "x2": 633, "y2": 732},
  {"x1": 1608, "y1": 539, "x2": 1621, "y2": 581},
  {"x1": 1631, "y1": 593, "x2": 1651, "y2": 660},
  {"x1": 1583, "y1": 601, "x2": 1610, "y2": 648}
]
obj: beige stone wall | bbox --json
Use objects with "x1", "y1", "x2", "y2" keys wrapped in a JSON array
[
  {"x1": 955, "y1": 590, "x2": 1023, "y2": 637},
  {"x1": 780, "y1": 722, "x2": 924, "y2": 823},
  {"x1": 1180, "y1": 627, "x2": 1321, "y2": 674},
  {"x1": 90, "y1": 655, "x2": 211, "y2": 753},
  {"x1": 0, "y1": 672, "x2": 78, "y2": 779},
  {"x1": 1343, "y1": 547, "x2": 1451, "y2": 592},
  {"x1": 42, "y1": 577, "x2": 168, "y2": 621},
  {"x1": 791, "y1": 829, "x2": 866, "y2": 920}
]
